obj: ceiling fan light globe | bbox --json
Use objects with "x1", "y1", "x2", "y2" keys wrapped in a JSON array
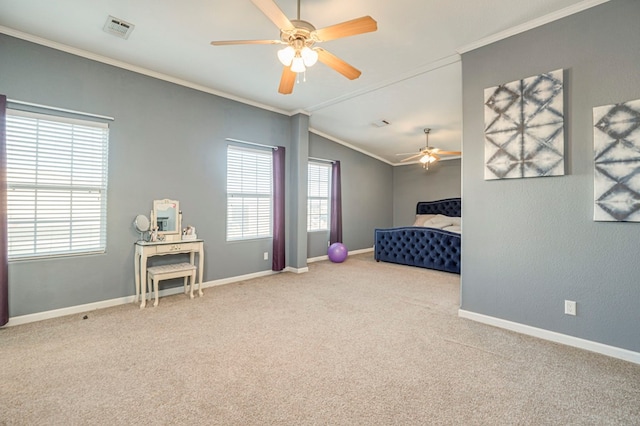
[
  {"x1": 420, "y1": 154, "x2": 437, "y2": 164},
  {"x1": 301, "y1": 47, "x2": 318, "y2": 67},
  {"x1": 277, "y1": 46, "x2": 295, "y2": 66},
  {"x1": 291, "y1": 56, "x2": 306, "y2": 73}
]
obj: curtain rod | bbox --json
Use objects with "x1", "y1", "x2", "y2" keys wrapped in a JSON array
[
  {"x1": 8, "y1": 99, "x2": 115, "y2": 121},
  {"x1": 226, "y1": 138, "x2": 277, "y2": 150},
  {"x1": 308, "y1": 156, "x2": 335, "y2": 164}
]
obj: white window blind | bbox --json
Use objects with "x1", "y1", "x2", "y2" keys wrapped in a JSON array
[
  {"x1": 226, "y1": 145, "x2": 272, "y2": 241},
  {"x1": 307, "y1": 162, "x2": 331, "y2": 231},
  {"x1": 5, "y1": 109, "x2": 109, "y2": 260}
]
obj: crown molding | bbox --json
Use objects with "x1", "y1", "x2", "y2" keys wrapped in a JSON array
[
  {"x1": 456, "y1": 0, "x2": 610, "y2": 54},
  {"x1": 309, "y1": 128, "x2": 461, "y2": 167},
  {"x1": 289, "y1": 109, "x2": 311, "y2": 117},
  {"x1": 306, "y1": 54, "x2": 461, "y2": 113},
  {"x1": 309, "y1": 128, "x2": 393, "y2": 165},
  {"x1": 0, "y1": 25, "x2": 291, "y2": 116}
]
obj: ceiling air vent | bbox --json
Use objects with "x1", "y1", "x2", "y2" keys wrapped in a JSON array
[
  {"x1": 372, "y1": 119, "x2": 391, "y2": 128},
  {"x1": 103, "y1": 15, "x2": 135, "y2": 39}
]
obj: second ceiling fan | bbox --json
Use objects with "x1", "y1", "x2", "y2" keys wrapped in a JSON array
[
  {"x1": 398, "y1": 129, "x2": 462, "y2": 169},
  {"x1": 210, "y1": 0, "x2": 377, "y2": 94}
]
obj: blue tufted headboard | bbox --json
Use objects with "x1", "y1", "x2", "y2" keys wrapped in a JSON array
[
  {"x1": 416, "y1": 198, "x2": 461, "y2": 217},
  {"x1": 374, "y1": 197, "x2": 462, "y2": 274}
]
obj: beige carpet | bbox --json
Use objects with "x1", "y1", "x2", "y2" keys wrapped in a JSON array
[{"x1": 1, "y1": 253, "x2": 639, "y2": 425}]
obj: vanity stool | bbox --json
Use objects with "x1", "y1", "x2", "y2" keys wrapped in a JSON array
[{"x1": 146, "y1": 263, "x2": 198, "y2": 307}]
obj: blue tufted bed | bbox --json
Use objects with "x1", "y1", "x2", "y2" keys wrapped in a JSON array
[{"x1": 374, "y1": 198, "x2": 461, "y2": 274}]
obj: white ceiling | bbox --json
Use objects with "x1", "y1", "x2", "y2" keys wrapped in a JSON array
[{"x1": 0, "y1": 0, "x2": 606, "y2": 164}]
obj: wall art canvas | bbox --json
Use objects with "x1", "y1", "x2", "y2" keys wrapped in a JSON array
[
  {"x1": 484, "y1": 69, "x2": 565, "y2": 180},
  {"x1": 593, "y1": 98, "x2": 640, "y2": 221}
]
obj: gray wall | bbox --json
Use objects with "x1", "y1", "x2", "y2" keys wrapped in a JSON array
[
  {"x1": 392, "y1": 159, "x2": 461, "y2": 227},
  {"x1": 308, "y1": 133, "x2": 394, "y2": 258},
  {"x1": 461, "y1": 0, "x2": 640, "y2": 352},
  {"x1": 0, "y1": 34, "x2": 390, "y2": 317}
]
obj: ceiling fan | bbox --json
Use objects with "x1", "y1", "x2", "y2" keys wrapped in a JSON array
[
  {"x1": 210, "y1": 0, "x2": 377, "y2": 94},
  {"x1": 398, "y1": 129, "x2": 462, "y2": 169}
]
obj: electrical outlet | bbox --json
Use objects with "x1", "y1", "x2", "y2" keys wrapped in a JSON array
[
  {"x1": 564, "y1": 300, "x2": 577, "y2": 316},
  {"x1": 263, "y1": 252, "x2": 269, "y2": 261}
]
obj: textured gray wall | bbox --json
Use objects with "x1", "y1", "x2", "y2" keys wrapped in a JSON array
[
  {"x1": 308, "y1": 133, "x2": 394, "y2": 258},
  {"x1": 0, "y1": 35, "x2": 389, "y2": 316},
  {"x1": 392, "y1": 159, "x2": 461, "y2": 227},
  {"x1": 461, "y1": 0, "x2": 640, "y2": 352}
]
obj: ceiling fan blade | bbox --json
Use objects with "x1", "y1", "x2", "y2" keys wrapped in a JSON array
[
  {"x1": 432, "y1": 150, "x2": 462, "y2": 156},
  {"x1": 278, "y1": 66, "x2": 296, "y2": 95},
  {"x1": 400, "y1": 153, "x2": 423, "y2": 162},
  {"x1": 316, "y1": 48, "x2": 361, "y2": 80},
  {"x1": 251, "y1": 0, "x2": 294, "y2": 30},
  {"x1": 210, "y1": 39, "x2": 282, "y2": 46},
  {"x1": 313, "y1": 16, "x2": 377, "y2": 42}
]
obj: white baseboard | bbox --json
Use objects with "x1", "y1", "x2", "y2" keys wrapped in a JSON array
[
  {"x1": 284, "y1": 266, "x2": 309, "y2": 274},
  {"x1": 308, "y1": 246, "x2": 374, "y2": 264},
  {"x1": 201, "y1": 269, "x2": 281, "y2": 288},
  {"x1": 307, "y1": 255, "x2": 329, "y2": 263},
  {"x1": 458, "y1": 309, "x2": 640, "y2": 365},
  {"x1": 348, "y1": 246, "x2": 374, "y2": 255},
  {"x1": 6, "y1": 269, "x2": 286, "y2": 327},
  {"x1": 7, "y1": 296, "x2": 136, "y2": 327},
  {"x1": 5, "y1": 247, "x2": 380, "y2": 327}
]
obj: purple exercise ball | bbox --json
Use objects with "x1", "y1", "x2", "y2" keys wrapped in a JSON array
[{"x1": 328, "y1": 242, "x2": 348, "y2": 263}]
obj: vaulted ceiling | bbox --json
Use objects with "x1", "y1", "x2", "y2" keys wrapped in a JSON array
[{"x1": 0, "y1": 0, "x2": 607, "y2": 164}]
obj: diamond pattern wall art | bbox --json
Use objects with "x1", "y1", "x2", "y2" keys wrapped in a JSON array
[
  {"x1": 593, "y1": 98, "x2": 640, "y2": 222},
  {"x1": 484, "y1": 69, "x2": 565, "y2": 180}
]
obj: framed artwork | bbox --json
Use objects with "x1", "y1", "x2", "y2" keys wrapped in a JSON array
[
  {"x1": 593, "y1": 98, "x2": 640, "y2": 221},
  {"x1": 484, "y1": 69, "x2": 565, "y2": 180}
]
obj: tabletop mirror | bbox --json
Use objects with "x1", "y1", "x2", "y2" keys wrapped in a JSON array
[{"x1": 152, "y1": 199, "x2": 181, "y2": 241}]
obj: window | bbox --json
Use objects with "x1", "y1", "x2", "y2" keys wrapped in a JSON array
[
  {"x1": 307, "y1": 161, "x2": 331, "y2": 231},
  {"x1": 226, "y1": 145, "x2": 272, "y2": 241},
  {"x1": 5, "y1": 109, "x2": 109, "y2": 260}
]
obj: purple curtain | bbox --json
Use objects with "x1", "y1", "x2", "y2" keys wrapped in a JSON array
[
  {"x1": 1, "y1": 95, "x2": 8, "y2": 326},
  {"x1": 329, "y1": 161, "x2": 342, "y2": 244},
  {"x1": 272, "y1": 146, "x2": 286, "y2": 271}
]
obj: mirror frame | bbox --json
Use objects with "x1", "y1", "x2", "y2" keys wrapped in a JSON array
[
  {"x1": 152, "y1": 199, "x2": 180, "y2": 237},
  {"x1": 134, "y1": 214, "x2": 150, "y2": 233}
]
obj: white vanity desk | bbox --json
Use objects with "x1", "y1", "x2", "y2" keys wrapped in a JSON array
[{"x1": 134, "y1": 239, "x2": 204, "y2": 308}]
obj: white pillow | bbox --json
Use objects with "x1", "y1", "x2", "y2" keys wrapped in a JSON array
[
  {"x1": 412, "y1": 214, "x2": 436, "y2": 226},
  {"x1": 443, "y1": 225, "x2": 461, "y2": 233},
  {"x1": 423, "y1": 214, "x2": 454, "y2": 229},
  {"x1": 449, "y1": 217, "x2": 461, "y2": 226}
]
